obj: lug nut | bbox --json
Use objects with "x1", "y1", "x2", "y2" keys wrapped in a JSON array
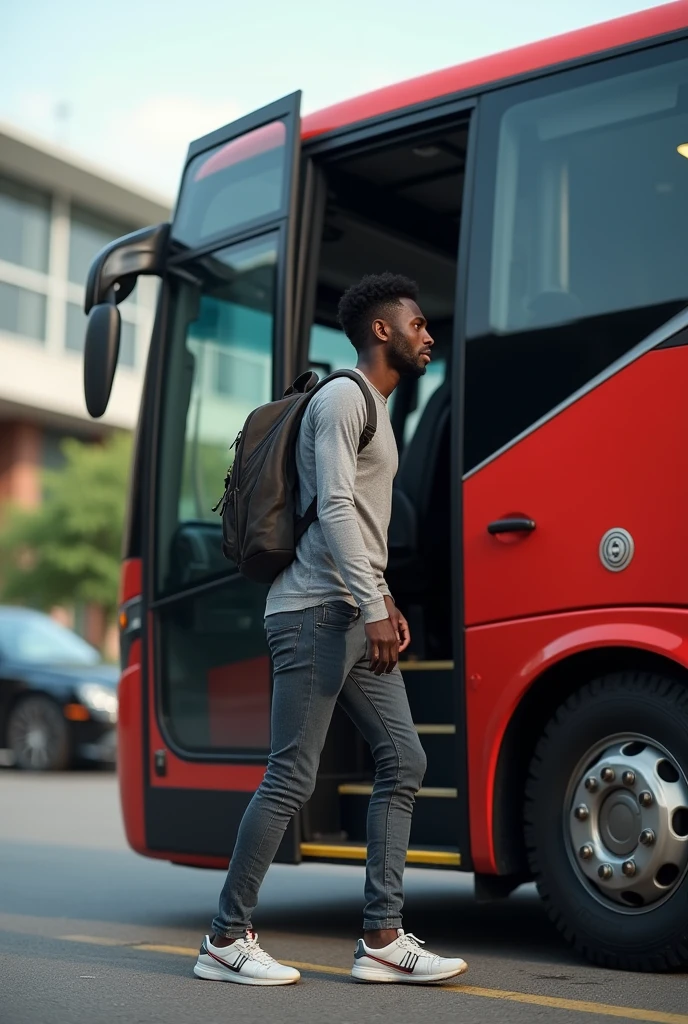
[
  {"x1": 598, "y1": 864, "x2": 614, "y2": 880},
  {"x1": 601, "y1": 767, "x2": 616, "y2": 783},
  {"x1": 622, "y1": 860, "x2": 637, "y2": 877},
  {"x1": 639, "y1": 791, "x2": 653, "y2": 808},
  {"x1": 585, "y1": 776, "x2": 599, "y2": 793},
  {"x1": 639, "y1": 829, "x2": 656, "y2": 846},
  {"x1": 574, "y1": 804, "x2": 590, "y2": 821},
  {"x1": 622, "y1": 770, "x2": 636, "y2": 787},
  {"x1": 579, "y1": 845, "x2": 594, "y2": 861}
]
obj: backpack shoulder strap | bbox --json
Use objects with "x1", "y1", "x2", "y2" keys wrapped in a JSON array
[
  {"x1": 314, "y1": 369, "x2": 377, "y2": 452},
  {"x1": 295, "y1": 370, "x2": 378, "y2": 542}
]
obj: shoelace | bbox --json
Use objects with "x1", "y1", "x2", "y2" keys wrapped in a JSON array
[
  {"x1": 397, "y1": 931, "x2": 427, "y2": 954},
  {"x1": 242, "y1": 930, "x2": 276, "y2": 966}
]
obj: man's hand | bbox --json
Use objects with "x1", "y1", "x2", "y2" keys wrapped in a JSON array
[
  {"x1": 365, "y1": 617, "x2": 399, "y2": 675},
  {"x1": 384, "y1": 596, "x2": 411, "y2": 654},
  {"x1": 364, "y1": 599, "x2": 411, "y2": 676}
]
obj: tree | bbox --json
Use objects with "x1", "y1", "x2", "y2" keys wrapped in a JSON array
[{"x1": 0, "y1": 432, "x2": 132, "y2": 624}]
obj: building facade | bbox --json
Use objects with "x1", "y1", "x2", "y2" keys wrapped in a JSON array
[{"x1": 0, "y1": 121, "x2": 171, "y2": 510}]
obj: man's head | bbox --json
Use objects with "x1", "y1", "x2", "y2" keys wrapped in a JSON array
[{"x1": 337, "y1": 272, "x2": 434, "y2": 379}]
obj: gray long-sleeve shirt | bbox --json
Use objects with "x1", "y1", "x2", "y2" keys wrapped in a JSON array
[{"x1": 265, "y1": 370, "x2": 397, "y2": 624}]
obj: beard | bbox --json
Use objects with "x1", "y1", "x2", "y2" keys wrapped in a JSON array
[{"x1": 386, "y1": 327, "x2": 427, "y2": 379}]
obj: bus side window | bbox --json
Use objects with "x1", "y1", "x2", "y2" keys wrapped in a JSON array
[{"x1": 466, "y1": 47, "x2": 688, "y2": 472}]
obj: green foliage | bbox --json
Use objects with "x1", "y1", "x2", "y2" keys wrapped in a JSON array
[{"x1": 0, "y1": 432, "x2": 132, "y2": 622}]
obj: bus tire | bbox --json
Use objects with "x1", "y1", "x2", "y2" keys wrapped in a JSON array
[{"x1": 524, "y1": 672, "x2": 688, "y2": 971}]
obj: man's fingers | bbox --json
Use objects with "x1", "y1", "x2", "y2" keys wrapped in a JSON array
[
  {"x1": 398, "y1": 617, "x2": 411, "y2": 653},
  {"x1": 384, "y1": 640, "x2": 399, "y2": 674}
]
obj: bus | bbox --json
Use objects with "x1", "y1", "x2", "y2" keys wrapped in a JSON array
[{"x1": 83, "y1": 2, "x2": 688, "y2": 971}]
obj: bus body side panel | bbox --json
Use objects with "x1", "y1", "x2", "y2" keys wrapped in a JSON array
[
  {"x1": 464, "y1": 346, "x2": 688, "y2": 627},
  {"x1": 465, "y1": 608, "x2": 688, "y2": 874},
  {"x1": 117, "y1": 638, "x2": 146, "y2": 855},
  {"x1": 462, "y1": 344, "x2": 688, "y2": 872}
]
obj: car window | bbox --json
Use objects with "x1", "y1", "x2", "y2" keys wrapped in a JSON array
[{"x1": 0, "y1": 614, "x2": 100, "y2": 665}]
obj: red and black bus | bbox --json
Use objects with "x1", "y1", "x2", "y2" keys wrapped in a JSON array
[{"x1": 84, "y1": 2, "x2": 688, "y2": 969}]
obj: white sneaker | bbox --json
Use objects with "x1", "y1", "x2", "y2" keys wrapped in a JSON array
[
  {"x1": 351, "y1": 929, "x2": 467, "y2": 984},
  {"x1": 194, "y1": 931, "x2": 300, "y2": 986}
]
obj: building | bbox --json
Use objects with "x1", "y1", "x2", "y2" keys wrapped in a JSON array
[{"x1": 0, "y1": 120, "x2": 171, "y2": 509}]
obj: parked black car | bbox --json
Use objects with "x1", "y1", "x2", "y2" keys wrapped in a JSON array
[{"x1": 0, "y1": 607, "x2": 118, "y2": 770}]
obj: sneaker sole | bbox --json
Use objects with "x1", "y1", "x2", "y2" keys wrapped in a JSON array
[
  {"x1": 194, "y1": 961, "x2": 300, "y2": 986},
  {"x1": 351, "y1": 962, "x2": 468, "y2": 984}
]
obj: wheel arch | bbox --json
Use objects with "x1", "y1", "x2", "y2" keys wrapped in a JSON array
[{"x1": 491, "y1": 645, "x2": 688, "y2": 877}]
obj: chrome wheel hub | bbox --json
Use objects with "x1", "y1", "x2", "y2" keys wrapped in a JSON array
[{"x1": 567, "y1": 737, "x2": 688, "y2": 910}]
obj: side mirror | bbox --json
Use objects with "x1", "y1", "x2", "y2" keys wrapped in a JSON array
[
  {"x1": 83, "y1": 222, "x2": 170, "y2": 418},
  {"x1": 84, "y1": 303, "x2": 121, "y2": 418}
]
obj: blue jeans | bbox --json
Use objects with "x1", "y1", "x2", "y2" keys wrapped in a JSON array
[{"x1": 212, "y1": 602, "x2": 427, "y2": 937}]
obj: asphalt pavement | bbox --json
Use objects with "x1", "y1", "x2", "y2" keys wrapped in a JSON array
[{"x1": 1, "y1": 771, "x2": 687, "y2": 1024}]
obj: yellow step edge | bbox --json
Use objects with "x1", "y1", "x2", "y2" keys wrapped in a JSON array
[
  {"x1": 399, "y1": 661, "x2": 454, "y2": 672},
  {"x1": 300, "y1": 842, "x2": 461, "y2": 867},
  {"x1": 339, "y1": 784, "x2": 458, "y2": 798},
  {"x1": 415, "y1": 724, "x2": 456, "y2": 735}
]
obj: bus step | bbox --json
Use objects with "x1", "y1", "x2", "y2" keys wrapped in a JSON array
[
  {"x1": 400, "y1": 662, "x2": 455, "y2": 724},
  {"x1": 414, "y1": 728, "x2": 457, "y2": 788},
  {"x1": 300, "y1": 840, "x2": 461, "y2": 868},
  {"x1": 338, "y1": 784, "x2": 460, "y2": 847}
]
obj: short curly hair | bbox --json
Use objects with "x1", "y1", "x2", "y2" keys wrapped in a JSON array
[{"x1": 337, "y1": 272, "x2": 419, "y2": 351}]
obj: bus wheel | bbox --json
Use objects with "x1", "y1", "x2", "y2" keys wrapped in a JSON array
[{"x1": 524, "y1": 672, "x2": 688, "y2": 971}]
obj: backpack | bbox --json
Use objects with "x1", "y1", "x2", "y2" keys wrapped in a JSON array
[{"x1": 213, "y1": 369, "x2": 377, "y2": 584}]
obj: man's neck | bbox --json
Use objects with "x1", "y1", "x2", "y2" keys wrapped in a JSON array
[{"x1": 355, "y1": 358, "x2": 399, "y2": 400}]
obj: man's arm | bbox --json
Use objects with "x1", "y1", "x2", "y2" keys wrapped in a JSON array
[{"x1": 310, "y1": 381, "x2": 388, "y2": 624}]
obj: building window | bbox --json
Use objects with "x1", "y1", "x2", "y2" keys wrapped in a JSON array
[
  {"x1": 0, "y1": 176, "x2": 51, "y2": 273},
  {"x1": 68, "y1": 206, "x2": 133, "y2": 288},
  {"x1": 65, "y1": 302, "x2": 137, "y2": 367},
  {"x1": 0, "y1": 281, "x2": 47, "y2": 341}
]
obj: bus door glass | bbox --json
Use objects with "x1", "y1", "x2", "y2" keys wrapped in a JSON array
[{"x1": 147, "y1": 95, "x2": 301, "y2": 849}]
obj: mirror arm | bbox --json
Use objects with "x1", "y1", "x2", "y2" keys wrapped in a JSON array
[{"x1": 85, "y1": 222, "x2": 170, "y2": 313}]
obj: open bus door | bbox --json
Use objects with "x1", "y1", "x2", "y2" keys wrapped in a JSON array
[{"x1": 84, "y1": 93, "x2": 305, "y2": 865}]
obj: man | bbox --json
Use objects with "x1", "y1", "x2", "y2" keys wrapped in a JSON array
[{"x1": 194, "y1": 273, "x2": 468, "y2": 986}]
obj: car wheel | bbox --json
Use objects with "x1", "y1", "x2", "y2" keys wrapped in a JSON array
[
  {"x1": 524, "y1": 672, "x2": 688, "y2": 971},
  {"x1": 7, "y1": 695, "x2": 71, "y2": 771}
]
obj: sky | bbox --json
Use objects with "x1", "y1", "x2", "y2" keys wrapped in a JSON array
[{"x1": 0, "y1": 0, "x2": 672, "y2": 201}]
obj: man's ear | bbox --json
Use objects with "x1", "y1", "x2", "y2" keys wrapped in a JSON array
[{"x1": 372, "y1": 317, "x2": 389, "y2": 343}]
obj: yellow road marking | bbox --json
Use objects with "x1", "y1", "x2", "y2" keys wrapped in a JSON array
[
  {"x1": 59, "y1": 935, "x2": 688, "y2": 1022},
  {"x1": 283, "y1": 960, "x2": 350, "y2": 976},
  {"x1": 299, "y1": 843, "x2": 461, "y2": 866},
  {"x1": 444, "y1": 986, "x2": 688, "y2": 1024}
]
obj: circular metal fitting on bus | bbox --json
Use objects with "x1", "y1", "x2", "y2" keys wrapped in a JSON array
[
  {"x1": 599, "y1": 528, "x2": 634, "y2": 572},
  {"x1": 566, "y1": 736, "x2": 688, "y2": 912}
]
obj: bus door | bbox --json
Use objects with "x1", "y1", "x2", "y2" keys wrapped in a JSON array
[{"x1": 144, "y1": 94, "x2": 305, "y2": 862}]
